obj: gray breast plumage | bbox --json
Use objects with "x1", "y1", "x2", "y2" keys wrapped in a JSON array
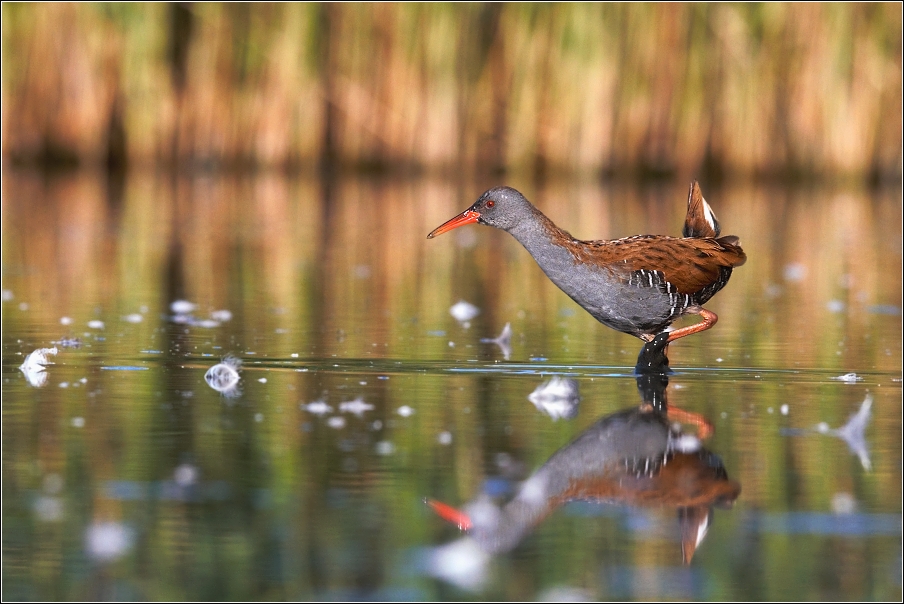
[{"x1": 511, "y1": 226, "x2": 688, "y2": 337}]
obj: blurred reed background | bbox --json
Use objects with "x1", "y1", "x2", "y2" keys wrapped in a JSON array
[{"x1": 2, "y1": 3, "x2": 901, "y2": 181}]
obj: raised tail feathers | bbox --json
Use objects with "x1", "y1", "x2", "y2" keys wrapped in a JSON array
[{"x1": 683, "y1": 180, "x2": 721, "y2": 239}]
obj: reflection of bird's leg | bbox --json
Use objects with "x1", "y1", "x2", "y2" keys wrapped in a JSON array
[
  {"x1": 666, "y1": 407, "x2": 714, "y2": 441},
  {"x1": 635, "y1": 332, "x2": 672, "y2": 411}
]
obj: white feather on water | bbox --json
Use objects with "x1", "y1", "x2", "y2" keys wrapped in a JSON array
[
  {"x1": 205, "y1": 355, "x2": 242, "y2": 397},
  {"x1": 19, "y1": 347, "x2": 59, "y2": 387}
]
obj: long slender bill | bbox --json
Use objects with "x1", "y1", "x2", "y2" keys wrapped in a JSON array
[{"x1": 427, "y1": 209, "x2": 480, "y2": 239}]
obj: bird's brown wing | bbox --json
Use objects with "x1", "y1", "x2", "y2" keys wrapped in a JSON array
[{"x1": 564, "y1": 235, "x2": 747, "y2": 296}]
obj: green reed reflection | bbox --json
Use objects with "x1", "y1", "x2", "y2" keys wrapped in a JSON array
[{"x1": 2, "y1": 172, "x2": 901, "y2": 600}]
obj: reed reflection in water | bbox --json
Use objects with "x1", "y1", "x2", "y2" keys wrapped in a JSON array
[
  {"x1": 1, "y1": 170, "x2": 901, "y2": 600},
  {"x1": 3, "y1": 171, "x2": 900, "y2": 368}
]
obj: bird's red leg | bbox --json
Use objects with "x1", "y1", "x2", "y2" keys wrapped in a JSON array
[{"x1": 666, "y1": 308, "x2": 718, "y2": 343}]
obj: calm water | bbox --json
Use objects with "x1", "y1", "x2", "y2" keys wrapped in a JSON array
[{"x1": 2, "y1": 171, "x2": 901, "y2": 601}]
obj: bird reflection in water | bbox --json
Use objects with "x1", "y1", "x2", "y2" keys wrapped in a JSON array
[{"x1": 427, "y1": 333, "x2": 740, "y2": 568}]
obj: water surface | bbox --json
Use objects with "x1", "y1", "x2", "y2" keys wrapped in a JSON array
[{"x1": 2, "y1": 172, "x2": 901, "y2": 600}]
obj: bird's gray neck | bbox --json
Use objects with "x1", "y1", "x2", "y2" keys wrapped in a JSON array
[
  {"x1": 508, "y1": 208, "x2": 559, "y2": 250},
  {"x1": 507, "y1": 215, "x2": 579, "y2": 279}
]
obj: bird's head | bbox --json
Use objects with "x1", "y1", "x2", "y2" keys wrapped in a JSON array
[{"x1": 427, "y1": 186, "x2": 535, "y2": 238}]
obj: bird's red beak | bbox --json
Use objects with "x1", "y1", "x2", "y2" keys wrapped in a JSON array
[
  {"x1": 426, "y1": 498, "x2": 473, "y2": 530},
  {"x1": 427, "y1": 209, "x2": 480, "y2": 239}
]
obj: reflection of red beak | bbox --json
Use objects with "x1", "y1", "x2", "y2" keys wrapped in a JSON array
[
  {"x1": 426, "y1": 498, "x2": 472, "y2": 530},
  {"x1": 427, "y1": 209, "x2": 481, "y2": 239}
]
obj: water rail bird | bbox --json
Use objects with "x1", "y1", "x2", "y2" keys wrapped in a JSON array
[{"x1": 427, "y1": 182, "x2": 746, "y2": 345}]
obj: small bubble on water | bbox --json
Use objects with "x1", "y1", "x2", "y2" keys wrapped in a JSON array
[
  {"x1": 826, "y1": 299, "x2": 845, "y2": 313},
  {"x1": 783, "y1": 262, "x2": 807, "y2": 282},
  {"x1": 302, "y1": 400, "x2": 332, "y2": 415},
  {"x1": 339, "y1": 397, "x2": 374, "y2": 416},
  {"x1": 85, "y1": 522, "x2": 133, "y2": 562},
  {"x1": 210, "y1": 309, "x2": 232, "y2": 322},
  {"x1": 170, "y1": 300, "x2": 196, "y2": 314},
  {"x1": 450, "y1": 300, "x2": 480, "y2": 322},
  {"x1": 34, "y1": 496, "x2": 64, "y2": 522},
  {"x1": 174, "y1": 464, "x2": 198, "y2": 487},
  {"x1": 831, "y1": 492, "x2": 857, "y2": 514}
]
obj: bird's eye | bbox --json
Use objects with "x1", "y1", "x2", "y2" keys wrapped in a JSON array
[{"x1": 486, "y1": 200, "x2": 495, "y2": 208}]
